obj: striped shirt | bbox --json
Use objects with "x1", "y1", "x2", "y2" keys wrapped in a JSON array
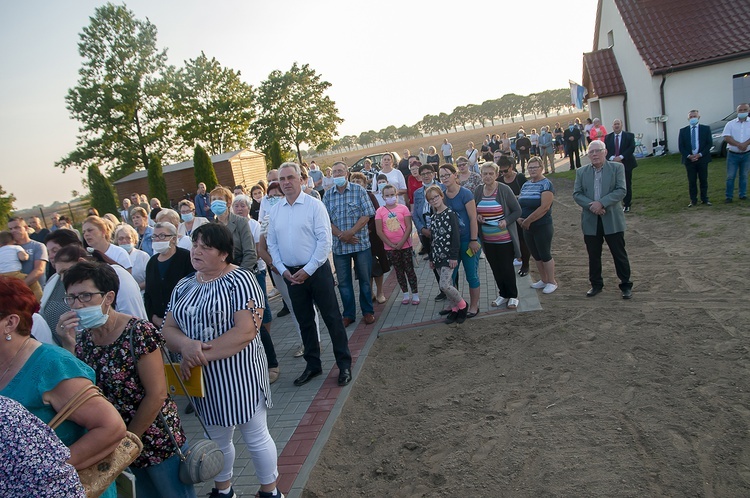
[
  {"x1": 167, "y1": 268, "x2": 270, "y2": 426},
  {"x1": 477, "y1": 193, "x2": 511, "y2": 244}
]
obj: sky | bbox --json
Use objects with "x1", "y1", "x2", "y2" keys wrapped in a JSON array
[{"x1": 0, "y1": 0, "x2": 598, "y2": 209}]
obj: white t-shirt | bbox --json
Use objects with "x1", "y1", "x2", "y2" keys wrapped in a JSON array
[
  {"x1": 111, "y1": 264, "x2": 147, "y2": 319},
  {"x1": 31, "y1": 313, "x2": 55, "y2": 345},
  {"x1": 126, "y1": 248, "x2": 150, "y2": 287},
  {"x1": 374, "y1": 169, "x2": 408, "y2": 205},
  {"x1": 0, "y1": 244, "x2": 26, "y2": 273},
  {"x1": 104, "y1": 243, "x2": 133, "y2": 270},
  {"x1": 248, "y1": 218, "x2": 266, "y2": 272},
  {"x1": 441, "y1": 142, "x2": 453, "y2": 156},
  {"x1": 177, "y1": 235, "x2": 192, "y2": 251}
]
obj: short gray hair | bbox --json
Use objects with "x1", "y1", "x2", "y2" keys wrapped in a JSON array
[
  {"x1": 233, "y1": 194, "x2": 251, "y2": 207},
  {"x1": 153, "y1": 221, "x2": 177, "y2": 235},
  {"x1": 279, "y1": 162, "x2": 301, "y2": 176}
]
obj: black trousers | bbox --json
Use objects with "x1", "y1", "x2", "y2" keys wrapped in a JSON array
[
  {"x1": 685, "y1": 161, "x2": 709, "y2": 203},
  {"x1": 623, "y1": 165, "x2": 634, "y2": 207},
  {"x1": 483, "y1": 242, "x2": 518, "y2": 299},
  {"x1": 584, "y1": 217, "x2": 632, "y2": 291},
  {"x1": 285, "y1": 261, "x2": 351, "y2": 372},
  {"x1": 568, "y1": 146, "x2": 582, "y2": 169}
]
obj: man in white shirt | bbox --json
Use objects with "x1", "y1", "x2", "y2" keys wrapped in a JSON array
[
  {"x1": 441, "y1": 138, "x2": 453, "y2": 164},
  {"x1": 722, "y1": 102, "x2": 750, "y2": 203},
  {"x1": 266, "y1": 162, "x2": 353, "y2": 387}
]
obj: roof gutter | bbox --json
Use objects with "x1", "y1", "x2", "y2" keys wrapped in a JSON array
[
  {"x1": 622, "y1": 92, "x2": 629, "y2": 131},
  {"x1": 651, "y1": 51, "x2": 750, "y2": 76}
]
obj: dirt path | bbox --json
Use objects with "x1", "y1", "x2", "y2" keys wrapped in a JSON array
[{"x1": 302, "y1": 176, "x2": 750, "y2": 497}]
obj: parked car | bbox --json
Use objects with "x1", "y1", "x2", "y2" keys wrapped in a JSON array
[
  {"x1": 349, "y1": 152, "x2": 402, "y2": 173},
  {"x1": 710, "y1": 112, "x2": 736, "y2": 157}
]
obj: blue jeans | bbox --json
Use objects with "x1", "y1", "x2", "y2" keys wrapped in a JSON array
[
  {"x1": 726, "y1": 151, "x2": 750, "y2": 199},
  {"x1": 130, "y1": 444, "x2": 196, "y2": 498},
  {"x1": 333, "y1": 249, "x2": 374, "y2": 319}
]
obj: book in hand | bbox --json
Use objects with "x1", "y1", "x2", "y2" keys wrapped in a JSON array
[{"x1": 164, "y1": 364, "x2": 205, "y2": 397}]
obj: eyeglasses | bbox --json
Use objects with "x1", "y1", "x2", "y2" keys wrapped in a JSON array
[
  {"x1": 427, "y1": 196, "x2": 441, "y2": 202},
  {"x1": 499, "y1": 169, "x2": 510, "y2": 174},
  {"x1": 152, "y1": 234, "x2": 175, "y2": 241},
  {"x1": 63, "y1": 292, "x2": 106, "y2": 306},
  {"x1": 438, "y1": 174, "x2": 452, "y2": 180}
]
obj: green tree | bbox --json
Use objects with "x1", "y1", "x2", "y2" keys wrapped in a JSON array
[
  {"x1": 499, "y1": 93, "x2": 523, "y2": 122},
  {"x1": 253, "y1": 63, "x2": 343, "y2": 164},
  {"x1": 147, "y1": 153, "x2": 168, "y2": 205},
  {"x1": 193, "y1": 144, "x2": 219, "y2": 191},
  {"x1": 358, "y1": 130, "x2": 377, "y2": 148},
  {"x1": 0, "y1": 185, "x2": 16, "y2": 229},
  {"x1": 169, "y1": 52, "x2": 256, "y2": 156},
  {"x1": 87, "y1": 164, "x2": 118, "y2": 216},
  {"x1": 267, "y1": 140, "x2": 284, "y2": 170},
  {"x1": 56, "y1": 3, "x2": 172, "y2": 181}
]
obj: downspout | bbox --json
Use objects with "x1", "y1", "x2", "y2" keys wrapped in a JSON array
[
  {"x1": 660, "y1": 73, "x2": 668, "y2": 153},
  {"x1": 622, "y1": 92, "x2": 629, "y2": 131}
]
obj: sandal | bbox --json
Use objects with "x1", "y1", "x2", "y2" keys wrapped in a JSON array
[
  {"x1": 507, "y1": 298, "x2": 519, "y2": 309},
  {"x1": 411, "y1": 297, "x2": 420, "y2": 305},
  {"x1": 401, "y1": 297, "x2": 411, "y2": 305},
  {"x1": 518, "y1": 268, "x2": 529, "y2": 277}
]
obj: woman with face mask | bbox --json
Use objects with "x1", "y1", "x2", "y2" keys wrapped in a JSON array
[
  {"x1": 209, "y1": 186, "x2": 257, "y2": 272},
  {"x1": 177, "y1": 200, "x2": 209, "y2": 240},
  {"x1": 143, "y1": 222, "x2": 195, "y2": 328},
  {"x1": 114, "y1": 224, "x2": 150, "y2": 291},
  {"x1": 56, "y1": 260, "x2": 197, "y2": 498}
]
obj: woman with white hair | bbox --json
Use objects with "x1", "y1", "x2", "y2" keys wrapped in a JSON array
[
  {"x1": 156, "y1": 208, "x2": 192, "y2": 250},
  {"x1": 177, "y1": 199, "x2": 209, "y2": 240},
  {"x1": 114, "y1": 224, "x2": 150, "y2": 290}
]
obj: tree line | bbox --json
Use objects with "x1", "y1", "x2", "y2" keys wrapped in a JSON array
[{"x1": 329, "y1": 89, "x2": 571, "y2": 153}]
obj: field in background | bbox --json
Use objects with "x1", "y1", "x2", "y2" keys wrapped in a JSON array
[
  {"x1": 12, "y1": 198, "x2": 91, "y2": 230},
  {"x1": 314, "y1": 110, "x2": 589, "y2": 168}
]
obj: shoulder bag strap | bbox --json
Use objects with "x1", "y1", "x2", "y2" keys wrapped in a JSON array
[{"x1": 49, "y1": 384, "x2": 103, "y2": 430}]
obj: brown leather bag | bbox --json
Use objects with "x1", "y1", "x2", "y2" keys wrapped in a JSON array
[{"x1": 49, "y1": 384, "x2": 143, "y2": 498}]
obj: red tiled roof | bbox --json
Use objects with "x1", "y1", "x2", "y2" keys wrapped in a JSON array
[
  {"x1": 583, "y1": 48, "x2": 626, "y2": 99},
  {"x1": 609, "y1": 0, "x2": 750, "y2": 75}
]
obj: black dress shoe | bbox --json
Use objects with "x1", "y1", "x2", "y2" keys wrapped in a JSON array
[
  {"x1": 277, "y1": 305, "x2": 290, "y2": 318},
  {"x1": 338, "y1": 368, "x2": 352, "y2": 386},
  {"x1": 703, "y1": 201, "x2": 712, "y2": 206},
  {"x1": 438, "y1": 309, "x2": 452, "y2": 316},
  {"x1": 444, "y1": 311, "x2": 458, "y2": 324},
  {"x1": 293, "y1": 369, "x2": 322, "y2": 386},
  {"x1": 621, "y1": 288, "x2": 633, "y2": 300},
  {"x1": 586, "y1": 287, "x2": 603, "y2": 297},
  {"x1": 434, "y1": 291, "x2": 447, "y2": 301}
]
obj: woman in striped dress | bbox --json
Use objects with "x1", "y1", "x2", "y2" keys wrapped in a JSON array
[{"x1": 162, "y1": 223, "x2": 282, "y2": 498}]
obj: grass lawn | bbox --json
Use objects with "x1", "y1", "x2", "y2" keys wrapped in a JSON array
[{"x1": 554, "y1": 154, "x2": 750, "y2": 218}]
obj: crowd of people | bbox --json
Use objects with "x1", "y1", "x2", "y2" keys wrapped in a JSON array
[{"x1": 7, "y1": 104, "x2": 750, "y2": 494}]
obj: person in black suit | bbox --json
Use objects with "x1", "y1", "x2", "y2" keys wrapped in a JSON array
[
  {"x1": 563, "y1": 120, "x2": 582, "y2": 170},
  {"x1": 605, "y1": 119, "x2": 638, "y2": 212},
  {"x1": 678, "y1": 109, "x2": 713, "y2": 207}
]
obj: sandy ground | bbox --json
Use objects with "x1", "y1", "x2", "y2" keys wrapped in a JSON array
[{"x1": 302, "y1": 175, "x2": 750, "y2": 497}]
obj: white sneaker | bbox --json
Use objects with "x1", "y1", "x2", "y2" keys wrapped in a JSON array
[
  {"x1": 513, "y1": 258, "x2": 523, "y2": 266},
  {"x1": 531, "y1": 280, "x2": 546, "y2": 289},
  {"x1": 543, "y1": 283, "x2": 558, "y2": 294},
  {"x1": 507, "y1": 298, "x2": 519, "y2": 309},
  {"x1": 491, "y1": 296, "x2": 508, "y2": 307}
]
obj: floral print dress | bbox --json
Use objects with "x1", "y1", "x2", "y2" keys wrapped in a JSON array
[{"x1": 75, "y1": 318, "x2": 186, "y2": 468}]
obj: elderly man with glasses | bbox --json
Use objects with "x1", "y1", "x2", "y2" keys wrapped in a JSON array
[{"x1": 573, "y1": 140, "x2": 633, "y2": 299}]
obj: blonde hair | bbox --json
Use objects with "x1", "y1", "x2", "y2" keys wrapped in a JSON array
[{"x1": 83, "y1": 215, "x2": 112, "y2": 239}]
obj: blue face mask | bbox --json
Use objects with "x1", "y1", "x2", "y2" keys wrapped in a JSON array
[
  {"x1": 119, "y1": 243, "x2": 133, "y2": 253},
  {"x1": 181, "y1": 212, "x2": 194, "y2": 222},
  {"x1": 378, "y1": 183, "x2": 387, "y2": 191},
  {"x1": 75, "y1": 303, "x2": 109, "y2": 330},
  {"x1": 739, "y1": 112, "x2": 749, "y2": 120},
  {"x1": 333, "y1": 177, "x2": 347, "y2": 187},
  {"x1": 210, "y1": 200, "x2": 227, "y2": 216},
  {"x1": 267, "y1": 196, "x2": 281, "y2": 207}
]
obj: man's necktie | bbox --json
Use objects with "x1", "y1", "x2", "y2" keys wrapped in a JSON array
[
  {"x1": 615, "y1": 134, "x2": 620, "y2": 157},
  {"x1": 692, "y1": 126, "x2": 698, "y2": 152}
]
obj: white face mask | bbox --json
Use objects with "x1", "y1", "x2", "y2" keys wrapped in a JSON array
[{"x1": 152, "y1": 241, "x2": 172, "y2": 254}]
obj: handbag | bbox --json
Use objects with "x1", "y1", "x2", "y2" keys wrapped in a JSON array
[{"x1": 49, "y1": 384, "x2": 143, "y2": 498}]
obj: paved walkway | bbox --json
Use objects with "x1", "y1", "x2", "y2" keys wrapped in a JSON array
[{"x1": 180, "y1": 154, "x2": 587, "y2": 496}]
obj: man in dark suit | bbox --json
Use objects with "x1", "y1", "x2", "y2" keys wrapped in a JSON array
[
  {"x1": 573, "y1": 140, "x2": 632, "y2": 299},
  {"x1": 563, "y1": 120, "x2": 582, "y2": 170},
  {"x1": 678, "y1": 109, "x2": 713, "y2": 207},
  {"x1": 605, "y1": 119, "x2": 637, "y2": 212}
]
